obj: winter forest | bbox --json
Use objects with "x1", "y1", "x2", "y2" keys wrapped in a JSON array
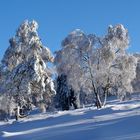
[{"x1": 0, "y1": 20, "x2": 139, "y2": 121}]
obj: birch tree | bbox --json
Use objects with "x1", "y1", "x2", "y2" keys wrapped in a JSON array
[{"x1": 55, "y1": 25, "x2": 137, "y2": 108}]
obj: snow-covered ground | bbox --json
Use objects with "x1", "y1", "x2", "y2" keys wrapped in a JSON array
[{"x1": 1, "y1": 97, "x2": 140, "y2": 140}]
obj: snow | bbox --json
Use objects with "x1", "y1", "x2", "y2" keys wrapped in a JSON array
[
  {"x1": 0, "y1": 20, "x2": 56, "y2": 114},
  {"x1": 0, "y1": 98, "x2": 140, "y2": 140}
]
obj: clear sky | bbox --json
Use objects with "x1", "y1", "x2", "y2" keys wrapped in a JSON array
[{"x1": 0, "y1": 0, "x2": 140, "y2": 60}]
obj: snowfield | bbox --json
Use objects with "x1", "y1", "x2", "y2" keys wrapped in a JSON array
[{"x1": 1, "y1": 97, "x2": 140, "y2": 140}]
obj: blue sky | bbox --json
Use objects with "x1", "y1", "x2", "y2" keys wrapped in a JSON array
[{"x1": 0, "y1": 0, "x2": 140, "y2": 60}]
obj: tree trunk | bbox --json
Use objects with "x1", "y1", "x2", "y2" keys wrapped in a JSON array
[
  {"x1": 15, "y1": 106, "x2": 20, "y2": 121},
  {"x1": 88, "y1": 60, "x2": 102, "y2": 108},
  {"x1": 94, "y1": 92, "x2": 102, "y2": 108},
  {"x1": 103, "y1": 90, "x2": 107, "y2": 106}
]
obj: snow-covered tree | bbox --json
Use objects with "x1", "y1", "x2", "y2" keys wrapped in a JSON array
[
  {"x1": 55, "y1": 74, "x2": 78, "y2": 110},
  {"x1": 0, "y1": 20, "x2": 56, "y2": 118},
  {"x1": 132, "y1": 53, "x2": 140, "y2": 92},
  {"x1": 55, "y1": 25, "x2": 137, "y2": 108},
  {"x1": 56, "y1": 74, "x2": 69, "y2": 110}
]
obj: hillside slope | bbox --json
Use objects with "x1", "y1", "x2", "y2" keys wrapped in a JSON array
[{"x1": 0, "y1": 97, "x2": 140, "y2": 140}]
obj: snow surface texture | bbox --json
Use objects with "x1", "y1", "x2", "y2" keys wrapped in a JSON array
[{"x1": 1, "y1": 96, "x2": 140, "y2": 140}]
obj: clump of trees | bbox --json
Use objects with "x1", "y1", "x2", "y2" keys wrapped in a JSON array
[
  {"x1": 0, "y1": 21, "x2": 138, "y2": 120},
  {"x1": 55, "y1": 25, "x2": 137, "y2": 108}
]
